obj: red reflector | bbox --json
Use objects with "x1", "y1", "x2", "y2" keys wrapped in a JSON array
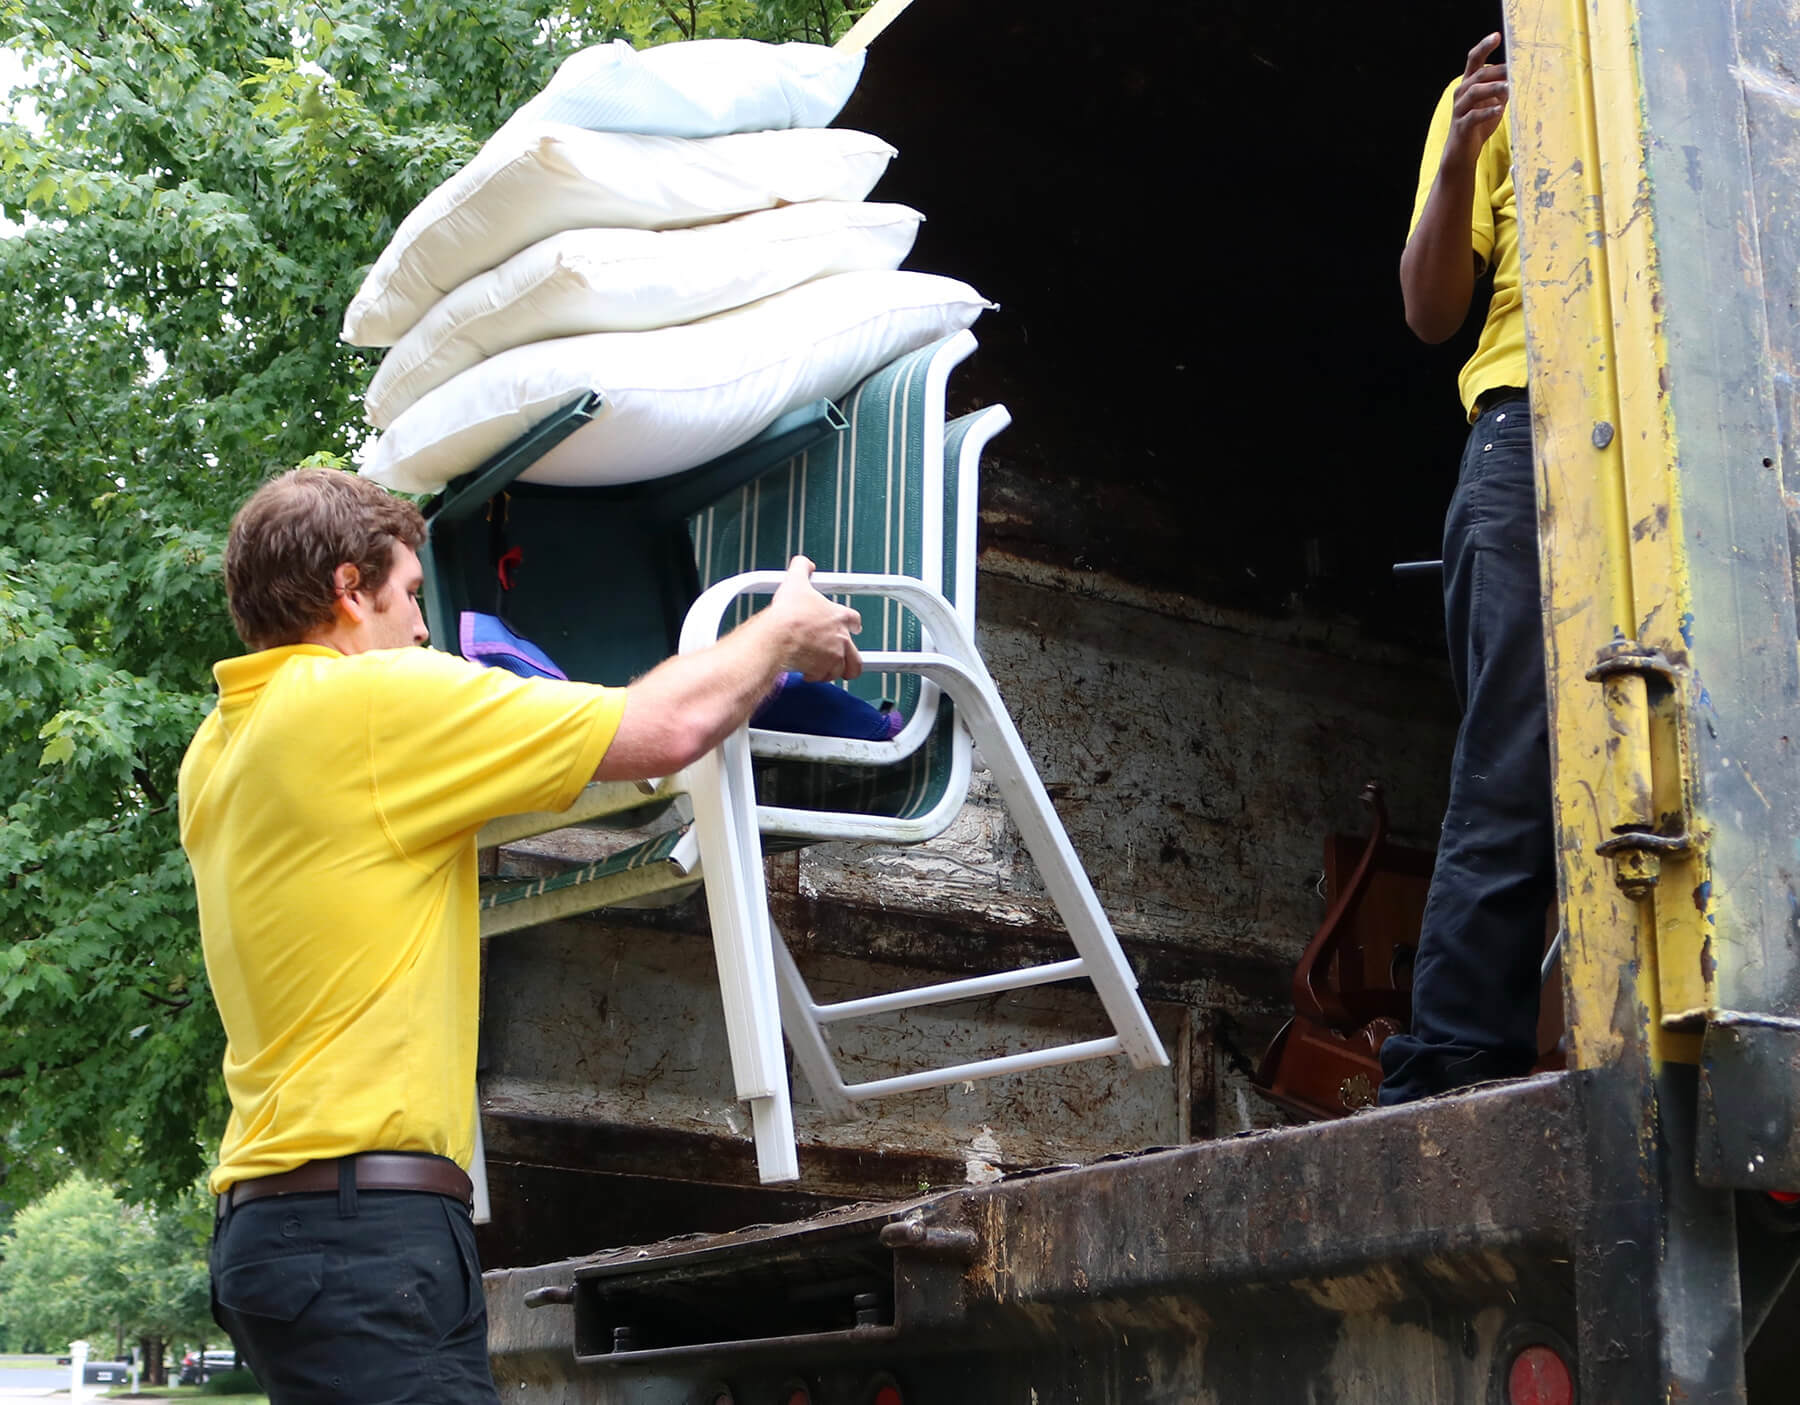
[
  {"x1": 1508, "y1": 1345, "x2": 1574, "y2": 1405},
  {"x1": 873, "y1": 1389, "x2": 904, "y2": 1405},
  {"x1": 787, "y1": 1391, "x2": 810, "y2": 1405},
  {"x1": 1768, "y1": 1190, "x2": 1800, "y2": 1205}
]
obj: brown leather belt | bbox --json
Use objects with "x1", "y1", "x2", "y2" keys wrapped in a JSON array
[{"x1": 218, "y1": 1153, "x2": 473, "y2": 1215}]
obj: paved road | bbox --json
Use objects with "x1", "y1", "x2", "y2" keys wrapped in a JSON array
[
  {"x1": 0, "y1": 1355, "x2": 130, "y2": 1398},
  {"x1": 0, "y1": 1355, "x2": 62, "y2": 1398}
]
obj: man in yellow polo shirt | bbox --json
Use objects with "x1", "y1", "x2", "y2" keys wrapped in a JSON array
[
  {"x1": 1378, "y1": 31, "x2": 1557, "y2": 1105},
  {"x1": 179, "y1": 467, "x2": 861, "y2": 1402}
]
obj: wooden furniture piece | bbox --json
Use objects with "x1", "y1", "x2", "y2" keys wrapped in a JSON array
[{"x1": 1255, "y1": 783, "x2": 1564, "y2": 1121}]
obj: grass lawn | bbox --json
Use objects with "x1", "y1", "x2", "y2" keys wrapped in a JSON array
[{"x1": 102, "y1": 1390, "x2": 267, "y2": 1404}]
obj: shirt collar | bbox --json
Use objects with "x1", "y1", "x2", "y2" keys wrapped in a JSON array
[{"x1": 213, "y1": 644, "x2": 340, "y2": 709}]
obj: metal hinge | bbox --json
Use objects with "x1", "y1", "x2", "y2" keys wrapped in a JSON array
[{"x1": 1586, "y1": 640, "x2": 1692, "y2": 898}]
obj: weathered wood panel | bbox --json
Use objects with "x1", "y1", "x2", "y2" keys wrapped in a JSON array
[{"x1": 792, "y1": 556, "x2": 1457, "y2": 970}]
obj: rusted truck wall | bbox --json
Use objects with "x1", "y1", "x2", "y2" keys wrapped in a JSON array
[
  {"x1": 482, "y1": 1080, "x2": 1584, "y2": 1404},
  {"x1": 479, "y1": 550, "x2": 1456, "y2": 1267}
]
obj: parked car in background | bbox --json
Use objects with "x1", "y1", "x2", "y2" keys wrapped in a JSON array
[{"x1": 178, "y1": 1349, "x2": 239, "y2": 1385}]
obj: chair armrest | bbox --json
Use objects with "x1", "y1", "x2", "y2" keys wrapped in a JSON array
[
  {"x1": 681, "y1": 571, "x2": 982, "y2": 766},
  {"x1": 680, "y1": 571, "x2": 979, "y2": 657}
]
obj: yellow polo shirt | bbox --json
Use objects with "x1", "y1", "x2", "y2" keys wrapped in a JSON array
[
  {"x1": 1410, "y1": 76, "x2": 1528, "y2": 419},
  {"x1": 179, "y1": 644, "x2": 625, "y2": 1193}
]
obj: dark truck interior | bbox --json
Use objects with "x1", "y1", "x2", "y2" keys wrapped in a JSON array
[{"x1": 838, "y1": 0, "x2": 1489, "y2": 647}]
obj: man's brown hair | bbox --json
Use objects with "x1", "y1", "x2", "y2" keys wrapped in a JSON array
[{"x1": 224, "y1": 469, "x2": 427, "y2": 650}]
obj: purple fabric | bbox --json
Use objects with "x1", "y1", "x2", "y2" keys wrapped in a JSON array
[
  {"x1": 459, "y1": 612, "x2": 569, "y2": 681},
  {"x1": 751, "y1": 672, "x2": 903, "y2": 740}
]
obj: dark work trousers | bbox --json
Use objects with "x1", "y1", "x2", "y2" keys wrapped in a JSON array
[
  {"x1": 211, "y1": 1173, "x2": 500, "y2": 1405},
  {"x1": 1379, "y1": 394, "x2": 1558, "y2": 1104}
]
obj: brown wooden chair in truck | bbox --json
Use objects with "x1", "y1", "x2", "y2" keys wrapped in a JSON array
[{"x1": 1255, "y1": 781, "x2": 1565, "y2": 1120}]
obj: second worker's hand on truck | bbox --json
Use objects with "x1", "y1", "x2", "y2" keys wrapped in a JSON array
[
  {"x1": 1400, "y1": 32, "x2": 1512, "y2": 345},
  {"x1": 1447, "y1": 32, "x2": 1508, "y2": 163}
]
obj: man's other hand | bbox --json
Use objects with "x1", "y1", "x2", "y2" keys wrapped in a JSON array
[
  {"x1": 1448, "y1": 32, "x2": 1508, "y2": 165},
  {"x1": 767, "y1": 556, "x2": 863, "y2": 683}
]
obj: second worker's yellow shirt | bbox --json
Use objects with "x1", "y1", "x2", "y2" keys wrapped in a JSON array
[
  {"x1": 179, "y1": 644, "x2": 625, "y2": 1193},
  {"x1": 1410, "y1": 76, "x2": 1528, "y2": 419}
]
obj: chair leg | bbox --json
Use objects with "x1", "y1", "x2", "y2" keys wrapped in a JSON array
[
  {"x1": 687, "y1": 738, "x2": 800, "y2": 1183},
  {"x1": 918, "y1": 654, "x2": 1170, "y2": 1074},
  {"x1": 469, "y1": 1089, "x2": 491, "y2": 1225},
  {"x1": 771, "y1": 926, "x2": 858, "y2": 1121}
]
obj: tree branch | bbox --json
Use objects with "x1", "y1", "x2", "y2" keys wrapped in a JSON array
[
  {"x1": 0, "y1": 1060, "x2": 82, "y2": 1082},
  {"x1": 133, "y1": 765, "x2": 167, "y2": 810},
  {"x1": 126, "y1": 11, "x2": 184, "y2": 66}
]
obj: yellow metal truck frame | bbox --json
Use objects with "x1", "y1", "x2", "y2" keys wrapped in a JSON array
[{"x1": 1513, "y1": 0, "x2": 1800, "y2": 1188}]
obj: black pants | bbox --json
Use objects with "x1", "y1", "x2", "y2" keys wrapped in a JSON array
[
  {"x1": 211, "y1": 1174, "x2": 500, "y2": 1404},
  {"x1": 1379, "y1": 395, "x2": 1558, "y2": 1104}
]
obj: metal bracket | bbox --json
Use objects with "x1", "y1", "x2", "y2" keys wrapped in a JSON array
[
  {"x1": 878, "y1": 1218, "x2": 980, "y2": 1261},
  {"x1": 1584, "y1": 642, "x2": 1681, "y2": 687},
  {"x1": 1585, "y1": 640, "x2": 1692, "y2": 898}
]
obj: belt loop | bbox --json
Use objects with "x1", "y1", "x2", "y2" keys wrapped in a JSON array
[{"x1": 337, "y1": 1157, "x2": 359, "y2": 1219}]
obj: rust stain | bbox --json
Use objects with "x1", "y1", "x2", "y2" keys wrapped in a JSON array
[{"x1": 1631, "y1": 503, "x2": 1669, "y2": 541}]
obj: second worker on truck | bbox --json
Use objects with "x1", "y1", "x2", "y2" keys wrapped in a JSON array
[{"x1": 1377, "y1": 31, "x2": 1557, "y2": 1106}]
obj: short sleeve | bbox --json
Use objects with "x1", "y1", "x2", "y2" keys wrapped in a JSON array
[
  {"x1": 1408, "y1": 77, "x2": 1498, "y2": 275},
  {"x1": 365, "y1": 648, "x2": 626, "y2": 858}
]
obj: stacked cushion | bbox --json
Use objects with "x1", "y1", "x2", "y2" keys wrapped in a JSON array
[
  {"x1": 510, "y1": 37, "x2": 866, "y2": 137},
  {"x1": 349, "y1": 37, "x2": 991, "y2": 496},
  {"x1": 363, "y1": 201, "x2": 925, "y2": 428},
  {"x1": 341, "y1": 124, "x2": 899, "y2": 349},
  {"x1": 362, "y1": 270, "x2": 993, "y2": 493}
]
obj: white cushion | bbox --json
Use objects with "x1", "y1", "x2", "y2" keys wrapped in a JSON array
[
  {"x1": 363, "y1": 202, "x2": 923, "y2": 430},
  {"x1": 513, "y1": 38, "x2": 864, "y2": 138},
  {"x1": 341, "y1": 124, "x2": 896, "y2": 347},
  {"x1": 360, "y1": 271, "x2": 993, "y2": 495}
]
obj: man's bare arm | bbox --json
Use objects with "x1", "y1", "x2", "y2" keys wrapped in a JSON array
[
  {"x1": 594, "y1": 556, "x2": 863, "y2": 781},
  {"x1": 1400, "y1": 33, "x2": 1509, "y2": 344}
]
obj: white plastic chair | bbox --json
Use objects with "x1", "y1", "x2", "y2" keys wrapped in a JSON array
[{"x1": 677, "y1": 333, "x2": 1169, "y2": 1183}]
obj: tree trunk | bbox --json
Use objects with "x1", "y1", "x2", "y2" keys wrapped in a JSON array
[{"x1": 138, "y1": 1334, "x2": 165, "y2": 1386}]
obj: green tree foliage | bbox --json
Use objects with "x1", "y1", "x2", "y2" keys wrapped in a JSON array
[
  {"x1": 0, "y1": 1171, "x2": 211, "y2": 1356},
  {"x1": 0, "y1": 0, "x2": 870, "y2": 1206},
  {"x1": 131, "y1": 1181, "x2": 216, "y2": 1379}
]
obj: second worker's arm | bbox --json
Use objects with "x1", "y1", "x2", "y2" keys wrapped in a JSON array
[{"x1": 1400, "y1": 32, "x2": 1510, "y2": 344}]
